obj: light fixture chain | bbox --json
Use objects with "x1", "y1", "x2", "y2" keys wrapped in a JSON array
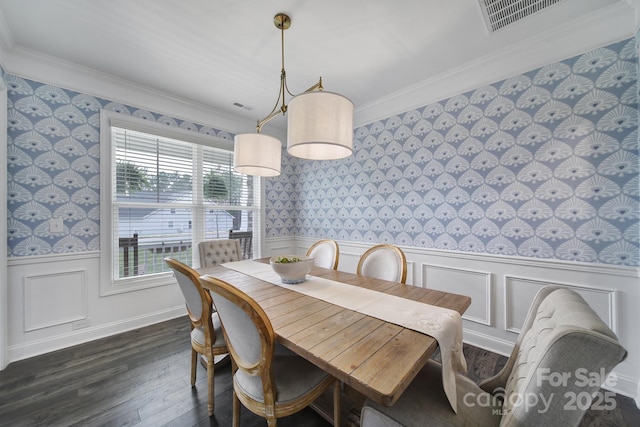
[
  {"x1": 234, "y1": 12, "x2": 353, "y2": 177},
  {"x1": 255, "y1": 13, "x2": 332, "y2": 132}
]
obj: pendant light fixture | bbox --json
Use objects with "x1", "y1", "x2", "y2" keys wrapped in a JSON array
[{"x1": 233, "y1": 13, "x2": 354, "y2": 177}]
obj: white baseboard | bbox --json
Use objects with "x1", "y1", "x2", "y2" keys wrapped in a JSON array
[
  {"x1": 463, "y1": 328, "x2": 513, "y2": 357},
  {"x1": 7, "y1": 306, "x2": 186, "y2": 364},
  {"x1": 608, "y1": 372, "x2": 640, "y2": 403}
]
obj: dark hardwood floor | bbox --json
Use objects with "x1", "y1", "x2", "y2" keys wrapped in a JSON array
[{"x1": 0, "y1": 317, "x2": 638, "y2": 426}]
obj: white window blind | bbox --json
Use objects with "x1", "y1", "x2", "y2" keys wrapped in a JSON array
[{"x1": 111, "y1": 126, "x2": 260, "y2": 282}]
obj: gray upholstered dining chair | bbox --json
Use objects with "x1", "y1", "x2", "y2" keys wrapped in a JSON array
[
  {"x1": 198, "y1": 238, "x2": 242, "y2": 267},
  {"x1": 199, "y1": 274, "x2": 341, "y2": 427},
  {"x1": 306, "y1": 239, "x2": 340, "y2": 270},
  {"x1": 165, "y1": 257, "x2": 229, "y2": 416},
  {"x1": 360, "y1": 286, "x2": 627, "y2": 427},
  {"x1": 357, "y1": 244, "x2": 407, "y2": 283}
]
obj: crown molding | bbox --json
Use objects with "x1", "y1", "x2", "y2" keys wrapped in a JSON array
[
  {"x1": 0, "y1": 8, "x2": 11, "y2": 70},
  {"x1": 354, "y1": 2, "x2": 635, "y2": 128},
  {"x1": 0, "y1": 39, "x2": 290, "y2": 140},
  {"x1": 622, "y1": 0, "x2": 640, "y2": 31},
  {"x1": 1, "y1": 44, "x2": 249, "y2": 133},
  {"x1": 0, "y1": 3, "x2": 632, "y2": 142}
]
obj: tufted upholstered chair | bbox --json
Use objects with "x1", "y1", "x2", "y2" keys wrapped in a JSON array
[
  {"x1": 198, "y1": 239, "x2": 242, "y2": 268},
  {"x1": 360, "y1": 286, "x2": 627, "y2": 427},
  {"x1": 306, "y1": 239, "x2": 340, "y2": 270},
  {"x1": 199, "y1": 274, "x2": 341, "y2": 427},
  {"x1": 165, "y1": 258, "x2": 229, "y2": 416},
  {"x1": 357, "y1": 244, "x2": 407, "y2": 284}
]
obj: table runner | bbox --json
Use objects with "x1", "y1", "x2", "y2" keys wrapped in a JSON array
[{"x1": 220, "y1": 260, "x2": 467, "y2": 413}]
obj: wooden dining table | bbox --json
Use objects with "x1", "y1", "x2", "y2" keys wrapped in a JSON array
[{"x1": 197, "y1": 259, "x2": 471, "y2": 409}]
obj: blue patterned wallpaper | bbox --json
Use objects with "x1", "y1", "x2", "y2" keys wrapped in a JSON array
[
  {"x1": 265, "y1": 38, "x2": 640, "y2": 266},
  {"x1": 4, "y1": 39, "x2": 640, "y2": 266},
  {"x1": 5, "y1": 77, "x2": 233, "y2": 256}
]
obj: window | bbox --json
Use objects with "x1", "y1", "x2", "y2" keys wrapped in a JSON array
[{"x1": 100, "y1": 111, "x2": 262, "y2": 295}]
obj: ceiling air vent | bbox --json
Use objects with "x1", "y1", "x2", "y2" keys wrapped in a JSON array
[
  {"x1": 478, "y1": 0, "x2": 565, "y2": 32},
  {"x1": 233, "y1": 102, "x2": 252, "y2": 111}
]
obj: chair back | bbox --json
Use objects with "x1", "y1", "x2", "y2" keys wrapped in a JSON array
[
  {"x1": 119, "y1": 233, "x2": 139, "y2": 276},
  {"x1": 480, "y1": 287, "x2": 627, "y2": 427},
  {"x1": 229, "y1": 229, "x2": 253, "y2": 259},
  {"x1": 200, "y1": 275, "x2": 276, "y2": 383},
  {"x1": 165, "y1": 257, "x2": 212, "y2": 328},
  {"x1": 357, "y1": 244, "x2": 407, "y2": 283},
  {"x1": 198, "y1": 239, "x2": 242, "y2": 267},
  {"x1": 306, "y1": 239, "x2": 339, "y2": 270}
]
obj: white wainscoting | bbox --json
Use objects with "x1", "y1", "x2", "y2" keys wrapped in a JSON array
[
  {"x1": 4, "y1": 238, "x2": 638, "y2": 404},
  {"x1": 504, "y1": 276, "x2": 618, "y2": 334},
  {"x1": 422, "y1": 264, "x2": 492, "y2": 326},
  {"x1": 265, "y1": 236, "x2": 640, "y2": 402},
  {"x1": 23, "y1": 269, "x2": 88, "y2": 332},
  {"x1": 6, "y1": 252, "x2": 186, "y2": 363}
]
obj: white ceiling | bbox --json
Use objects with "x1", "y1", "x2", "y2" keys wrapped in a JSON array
[{"x1": 0, "y1": 0, "x2": 633, "y2": 134}]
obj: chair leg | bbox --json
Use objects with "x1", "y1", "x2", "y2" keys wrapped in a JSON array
[
  {"x1": 232, "y1": 390, "x2": 241, "y2": 427},
  {"x1": 333, "y1": 380, "x2": 341, "y2": 427},
  {"x1": 190, "y1": 348, "x2": 197, "y2": 386},
  {"x1": 207, "y1": 354, "x2": 215, "y2": 416}
]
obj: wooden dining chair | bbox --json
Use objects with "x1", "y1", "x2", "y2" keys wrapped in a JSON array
[
  {"x1": 360, "y1": 286, "x2": 627, "y2": 427},
  {"x1": 165, "y1": 258, "x2": 229, "y2": 416},
  {"x1": 306, "y1": 239, "x2": 340, "y2": 270},
  {"x1": 357, "y1": 244, "x2": 407, "y2": 284},
  {"x1": 199, "y1": 274, "x2": 341, "y2": 427},
  {"x1": 198, "y1": 238, "x2": 242, "y2": 267}
]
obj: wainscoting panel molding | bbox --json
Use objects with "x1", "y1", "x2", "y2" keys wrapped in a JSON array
[
  {"x1": 24, "y1": 269, "x2": 87, "y2": 332},
  {"x1": 504, "y1": 276, "x2": 617, "y2": 334},
  {"x1": 422, "y1": 264, "x2": 492, "y2": 326},
  {"x1": 406, "y1": 260, "x2": 415, "y2": 286},
  {"x1": 7, "y1": 252, "x2": 185, "y2": 363}
]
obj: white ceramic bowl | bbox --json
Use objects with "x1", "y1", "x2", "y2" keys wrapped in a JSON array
[{"x1": 270, "y1": 256, "x2": 314, "y2": 284}]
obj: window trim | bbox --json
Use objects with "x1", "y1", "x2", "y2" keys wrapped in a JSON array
[{"x1": 99, "y1": 110, "x2": 260, "y2": 296}]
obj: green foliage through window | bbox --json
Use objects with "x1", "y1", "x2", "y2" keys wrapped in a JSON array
[{"x1": 116, "y1": 161, "x2": 150, "y2": 194}]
